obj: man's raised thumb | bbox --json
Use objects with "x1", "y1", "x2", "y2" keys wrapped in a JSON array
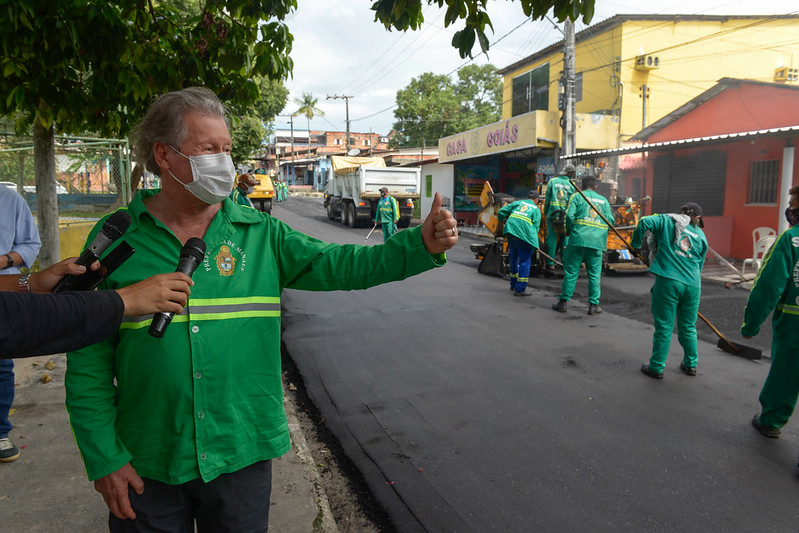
[{"x1": 426, "y1": 192, "x2": 442, "y2": 221}]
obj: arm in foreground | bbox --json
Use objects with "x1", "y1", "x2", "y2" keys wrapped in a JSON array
[
  {"x1": 740, "y1": 232, "x2": 792, "y2": 338},
  {"x1": 0, "y1": 272, "x2": 192, "y2": 359}
]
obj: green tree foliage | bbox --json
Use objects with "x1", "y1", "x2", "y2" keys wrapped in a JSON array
[
  {"x1": 392, "y1": 73, "x2": 459, "y2": 148},
  {"x1": 392, "y1": 65, "x2": 502, "y2": 147},
  {"x1": 372, "y1": 0, "x2": 594, "y2": 58},
  {"x1": 230, "y1": 115, "x2": 267, "y2": 166},
  {"x1": 454, "y1": 64, "x2": 503, "y2": 131}
]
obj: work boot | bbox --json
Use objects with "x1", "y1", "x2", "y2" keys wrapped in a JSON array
[
  {"x1": 0, "y1": 437, "x2": 20, "y2": 462},
  {"x1": 640, "y1": 363, "x2": 663, "y2": 380},
  {"x1": 751, "y1": 415, "x2": 781, "y2": 438},
  {"x1": 513, "y1": 290, "x2": 533, "y2": 297},
  {"x1": 587, "y1": 304, "x2": 603, "y2": 315},
  {"x1": 679, "y1": 362, "x2": 697, "y2": 376},
  {"x1": 552, "y1": 299, "x2": 567, "y2": 312}
]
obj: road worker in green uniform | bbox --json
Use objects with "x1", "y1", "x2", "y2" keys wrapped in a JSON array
[
  {"x1": 63, "y1": 87, "x2": 460, "y2": 531},
  {"x1": 544, "y1": 164, "x2": 576, "y2": 275},
  {"x1": 375, "y1": 186, "x2": 400, "y2": 242},
  {"x1": 742, "y1": 184, "x2": 799, "y2": 438},
  {"x1": 631, "y1": 202, "x2": 708, "y2": 379},
  {"x1": 280, "y1": 180, "x2": 288, "y2": 201},
  {"x1": 552, "y1": 176, "x2": 613, "y2": 315},
  {"x1": 229, "y1": 173, "x2": 257, "y2": 208},
  {"x1": 498, "y1": 190, "x2": 542, "y2": 296}
]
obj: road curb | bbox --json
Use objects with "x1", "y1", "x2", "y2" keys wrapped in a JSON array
[{"x1": 283, "y1": 383, "x2": 339, "y2": 532}]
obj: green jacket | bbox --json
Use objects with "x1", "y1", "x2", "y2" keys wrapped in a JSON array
[
  {"x1": 65, "y1": 190, "x2": 445, "y2": 484},
  {"x1": 497, "y1": 199, "x2": 541, "y2": 247},
  {"x1": 544, "y1": 175, "x2": 575, "y2": 216},
  {"x1": 631, "y1": 214, "x2": 707, "y2": 287},
  {"x1": 376, "y1": 195, "x2": 400, "y2": 224},
  {"x1": 564, "y1": 190, "x2": 613, "y2": 250},
  {"x1": 229, "y1": 188, "x2": 253, "y2": 208},
  {"x1": 741, "y1": 225, "x2": 799, "y2": 337}
]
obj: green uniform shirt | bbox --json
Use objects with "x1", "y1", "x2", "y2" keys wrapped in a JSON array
[
  {"x1": 631, "y1": 214, "x2": 707, "y2": 287},
  {"x1": 544, "y1": 175, "x2": 576, "y2": 216},
  {"x1": 65, "y1": 190, "x2": 445, "y2": 484},
  {"x1": 376, "y1": 195, "x2": 400, "y2": 224},
  {"x1": 564, "y1": 190, "x2": 613, "y2": 250},
  {"x1": 229, "y1": 188, "x2": 253, "y2": 208},
  {"x1": 497, "y1": 199, "x2": 541, "y2": 248},
  {"x1": 741, "y1": 225, "x2": 799, "y2": 337}
]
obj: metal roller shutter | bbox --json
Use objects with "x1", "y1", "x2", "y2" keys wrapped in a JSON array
[{"x1": 652, "y1": 150, "x2": 726, "y2": 216}]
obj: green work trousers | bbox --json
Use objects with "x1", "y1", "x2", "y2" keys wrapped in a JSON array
[
  {"x1": 757, "y1": 316, "x2": 799, "y2": 429},
  {"x1": 381, "y1": 221, "x2": 397, "y2": 242},
  {"x1": 558, "y1": 245, "x2": 603, "y2": 305},
  {"x1": 545, "y1": 226, "x2": 562, "y2": 267},
  {"x1": 649, "y1": 275, "x2": 700, "y2": 373}
]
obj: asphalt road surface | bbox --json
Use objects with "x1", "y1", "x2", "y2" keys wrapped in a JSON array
[{"x1": 275, "y1": 196, "x2": 793, "y2": 532}]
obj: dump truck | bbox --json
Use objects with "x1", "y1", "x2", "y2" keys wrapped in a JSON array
[
  {"x1": 248, "y1": 171, "x2": 276, "y2": 214},
  {"x1": 323, "y1": 155, "x2": 420, "y2": 228}
]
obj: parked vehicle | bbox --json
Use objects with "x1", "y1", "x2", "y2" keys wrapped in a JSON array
[
  {"x1": 248, "y1": 172, "x2": 275, "y2": 214},
  {"x1": 323, "y1": 156, "x2": 420, "y2": 228}
]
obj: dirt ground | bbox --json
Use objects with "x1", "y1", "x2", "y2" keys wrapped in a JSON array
[{"x1": 281, "y1": 348, "x2": 395, "y2": 533}]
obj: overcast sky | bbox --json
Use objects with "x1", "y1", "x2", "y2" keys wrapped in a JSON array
[{"x1": 279, "y1": 1, "x2": 798, "y2": 137}]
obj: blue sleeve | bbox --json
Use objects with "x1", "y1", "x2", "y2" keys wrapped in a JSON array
[{"x1": 12, "y1": 195, "x2": 41, "y2": 268}]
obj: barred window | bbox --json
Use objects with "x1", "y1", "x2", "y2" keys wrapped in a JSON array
[{"x1": 748, "y1": 160, "x2": 779, "y2": 204}]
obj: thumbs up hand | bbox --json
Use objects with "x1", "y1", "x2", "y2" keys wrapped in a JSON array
[{"x1": 421, "y1": 192, "x2": 458, "y2": 255}]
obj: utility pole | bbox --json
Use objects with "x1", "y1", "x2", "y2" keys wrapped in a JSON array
[
  {"x1": 640, "y1": 83, "x2": 649, "y2": 131},
  {"x1": 560, "y1": 19, "x2": 576, "y2": 163},
  {"x1": 327, "y1": 95, "x2": 354, "y2": 151},
  {"x1": 278, "y1": 114, "x2": 294, "y2": 184}
]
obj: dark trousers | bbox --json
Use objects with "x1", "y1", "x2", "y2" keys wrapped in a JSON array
[
  {"x1": 109, "y1": 460, "x2": 272, "y2": 533},
  {"x1": 0, "y1": 359, "x2": 14, "y2": 437}
]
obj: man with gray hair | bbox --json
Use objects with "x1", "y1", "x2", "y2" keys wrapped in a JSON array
[{"x1": 65, "y1": 87, "x2": 459, "y2": 531}]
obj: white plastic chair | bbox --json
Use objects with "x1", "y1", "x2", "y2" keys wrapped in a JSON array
[
  {"x1": 752, "y1": 227, "x2": 776, "y2": 251},
  {"x1": 742, "y1": 235, "x2": 777, "y2": 276}
]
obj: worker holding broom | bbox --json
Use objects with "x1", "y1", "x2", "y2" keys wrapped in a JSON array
[
  {"x1": 375, "y1": 187, "x2": 400, "y2": 242},
  {"x1": 742, "y1": 184, "x2": 799, "y2": 438},
  {"x1": 551, "y1": 175, "x2": 613, "y2": 315},
  {"x1": 631, "y1": 202, "x2": 708, "y2": 379}
]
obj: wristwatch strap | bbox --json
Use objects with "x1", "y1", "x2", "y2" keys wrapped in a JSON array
[
  {"x1": 18, "y1": 272, "x2": 30, "y2": 293},
  {"x1": 3, "y1": 253, "x2": 13, "y2": 268}
]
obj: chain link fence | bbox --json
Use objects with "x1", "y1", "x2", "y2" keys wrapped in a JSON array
[
  {"x1": 0, "y1": 134, "x2": 131, "y2": 217},
  {"x1": 1, "y1": 132, "x2": 131, "y2": 262}
]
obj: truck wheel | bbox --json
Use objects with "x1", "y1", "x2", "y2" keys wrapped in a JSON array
[
  {"x1": 327, "y1": 203, "x2": 336, "y2": 220},
  {"x1": 347, "y1": 204, "x2": 356, "y2": 228},
  {"x1": 397, "y1": 217, "x2": 410, "y2": 229},
  {"x1": 341, "y1": 203, "x2": 349, "y2": 225}
]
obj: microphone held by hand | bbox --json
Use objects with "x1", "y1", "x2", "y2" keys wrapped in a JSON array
[
  {"x1": 53, "y1": 210, "x2": 132, "y2": 293},
  {"x1": 148, "y1": 238, "x2": 206, "y2": 338}
]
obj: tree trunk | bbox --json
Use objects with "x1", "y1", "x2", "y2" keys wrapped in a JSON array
[{"x1": 33, "y1": 120, "x2": 60, "y2": 268}]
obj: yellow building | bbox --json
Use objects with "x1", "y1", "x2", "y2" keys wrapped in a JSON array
[{"x1": 498, "y1": 14, "x2": 799, "y2": 147}]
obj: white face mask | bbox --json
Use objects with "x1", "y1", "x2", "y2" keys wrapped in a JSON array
[{"x1": 168, "y1": 145, "x2": 236, "y2": 204}]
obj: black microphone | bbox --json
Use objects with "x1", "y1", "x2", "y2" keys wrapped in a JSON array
[
  {"x1": 148, "y1": 237, "x2": 206, "y2": 338},
  {"x1": 53, "y1": 210, "x2": 132, "y2": 292}
]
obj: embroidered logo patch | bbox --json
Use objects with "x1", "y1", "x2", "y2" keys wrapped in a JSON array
[{"x1": 215, "y1": 245, "x2": 236, "y2": 276}]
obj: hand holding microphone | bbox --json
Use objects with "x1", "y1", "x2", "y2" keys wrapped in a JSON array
[
  {"x1": 53, "y1": 210, "x2": 132, "y2": 293},
  {"x1": 148, "y1": 238, "x2": 206, "y2": 338}
]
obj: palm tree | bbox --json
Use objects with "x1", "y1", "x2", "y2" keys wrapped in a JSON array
[{"x1": 293, "y1": 92, "x2": 325, "y2": 157}]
